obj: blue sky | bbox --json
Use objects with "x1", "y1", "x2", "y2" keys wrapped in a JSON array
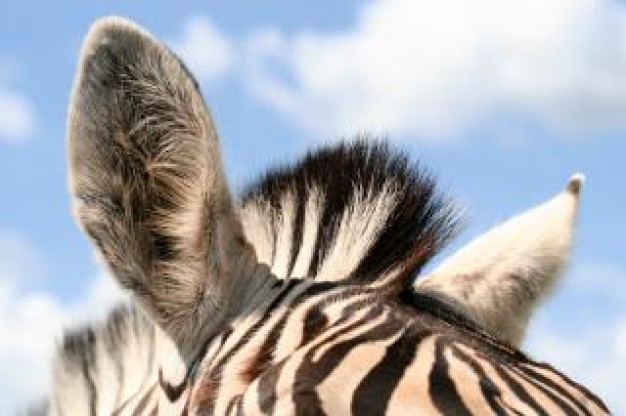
[{"x1": 0, "y1": 0, "x2": 625, "y2": 412}]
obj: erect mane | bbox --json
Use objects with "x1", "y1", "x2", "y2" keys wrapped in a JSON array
[{"x1": 238, "y1": 139, "x2": 460, "y2": 286}]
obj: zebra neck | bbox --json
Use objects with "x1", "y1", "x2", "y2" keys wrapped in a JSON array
[
  {"x1": 182, "y1": 253, "x2": 282, "y2": 360},
  {"x1": 234, "y1": 263, "x2": 282, "y2": 319}
]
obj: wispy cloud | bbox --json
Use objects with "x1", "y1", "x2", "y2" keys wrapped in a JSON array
[
  {"x1": 0, "y1": 84, "x2": 37, "y2": 143},
  {"x1": 242, "y1": 0, "x2": 626, "y2": 141},
  {"x1": 0, "y1": 231, "x2": 125, "y2": 413},
  {"x1": 169, "y1": 16, "x2": 236, "y2": 86},
  {"x1": 0, "y1": 231, "x2": 46, "y2": 284}
]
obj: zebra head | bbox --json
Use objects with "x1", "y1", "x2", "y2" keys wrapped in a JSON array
[
  {"x1": 68, "y1": 16, "x2": 581, "y2": 353},
  {"x1": 52, "y1": 16, "x2": 607, "y2": 415}
]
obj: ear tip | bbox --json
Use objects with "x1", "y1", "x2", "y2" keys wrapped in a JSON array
[
  {"x1": 89, "y1": 15, "x2": 138, "y2": 30},
  {"x1": 567, "y1": 172, "x2": 585, "y2": 195},
  {"x1": 85, "y1": 16, "x2": 149, "y2": 43},
  {"x1": 78, "y1": 16, "x2": 155, "y2": 63},
  {"x1": 70, "y1": 16, "x2": 162, "y2": 109}
]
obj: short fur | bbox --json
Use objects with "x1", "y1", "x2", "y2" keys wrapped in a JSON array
[
  {"x1": 415, "y1": 177, "x2": 584, "y2": 345},
  {"x1": 67, "y1": 17, "x2": 257, "y2": 353},
  {"x1": 37, "y1": 16, "x2": 610, "y2": 415}
]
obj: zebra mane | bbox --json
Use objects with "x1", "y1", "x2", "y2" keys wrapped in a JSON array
[{"x1": 239, "y1": 139, "x2": 460, "y2": 287}]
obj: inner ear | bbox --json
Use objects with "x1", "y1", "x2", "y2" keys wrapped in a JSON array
[{"x1": 67, "y1": 17, "x2": 253, "y2": 350}]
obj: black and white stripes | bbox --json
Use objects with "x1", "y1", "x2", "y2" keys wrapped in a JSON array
[
  {"x1": 41, "y1": 16, "x2": 611, "y2": 415},
  {"x1": 47, "y1": 278, "x2": 609, "y2": 414},
  {"x1": 239, "y1": 140, "x2": 459, "y2": 285},
  {"x1": 187, "y1": 280, "x2": 607, "y2": 415}
]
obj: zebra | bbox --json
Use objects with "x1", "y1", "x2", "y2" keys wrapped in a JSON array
[{"x1": 42, "y1": 16, "x2": 610, "y2": 415}]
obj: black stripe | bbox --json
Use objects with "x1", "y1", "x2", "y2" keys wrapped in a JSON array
[
  {"x1": 257, "y1": 361, "x2": 286, "y2": 415},
  {"x1": 292, "y1": 305, "x2": 399, "y2": 415},
  {"x1": 517, "y1": 363, "x2": 593, "y2": 415},
  {"x1": 191, "y1": 325, "x2": 233, "y2": 380},
  {"x1": 241, "y1": 282, "x2": 319, "y2": 387},
  {"x1": 428, "y1": 338, "x2": 472, "y2": 416},
  {"x1": 258, "y1": 303, "x2": 380, "y2": 414},
  {"x1": 220, "y1": 279, "x2": 302, "y2": 363},
  {"x1": 509, "y1": 365, "x2": 581, "y2": 415},
  {"x1": 254, "y1": 313, "x2": 291, "y2": 416},
  {"x1": 286, "y1": 182, "x2": 306, "y2": 278},
  {"x1": 488, "y1": 360, "x2": 548, "y2": 415},
  {"x1": 352, "y1": 328, "x2": 428, "y2": 414},
  {"x1": 195, "y1": 279, "x2": 305, "y2": 413},
  {"x1": 274, "y1": 203, "x2": 297, "y2": 276},
  {"x1": 158, "y1": 369, "x2": 187, "y2": 402},
  {"x1": 530, "y1": 361, "x2": 609, "y2": 413},
  {"x1": 300, "y1": 308, "x2": 329, "y2": 346},
  {"x1": 256, "y1": 290, "x2": 371, "y2": 415},
  {"x1": 450, "y1": 344, "x2": 510, "y2": 415},
  {"x1": 400, "y1": 290, "x2": 513, "y2": 349}
]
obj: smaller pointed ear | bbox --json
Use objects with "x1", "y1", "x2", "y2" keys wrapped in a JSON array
[{"x1": 414, "y1": 174, "x2": 584, "y2": 346}]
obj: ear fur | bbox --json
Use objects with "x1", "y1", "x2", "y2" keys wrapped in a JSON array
[
  {"x1": 415, "y1": 175, "x2": 584, "y2": 346},
  {"x1": 68, "y1": 17, "x2": 253, "y2": 351}
]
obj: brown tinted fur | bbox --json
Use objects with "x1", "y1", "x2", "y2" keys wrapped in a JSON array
[
  {"x1": 59, "y1": 17, "x2": 610, "y2": 415},
  {"x1": 68, "y1": 18, "x2": 256, "y2": 352}
]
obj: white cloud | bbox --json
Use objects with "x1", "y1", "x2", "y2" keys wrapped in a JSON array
[
  {"x1": 0, "y1": 232, "x2": 125, "y2": 413},
  {"x1": 0, "y1": 86, "x2": 37, "y2": 143},
  {"x1": 170, "y1": 16, "x2": 235, "y2": 86},
  {"x1": 243, "y1": 0, "x2": 626, "y2": 141},
  {"x1": 0, "y1": 230, "x2": 46, "y2": 284},
  {"x1": 525, "y1": 260, "x2": 626, "y2": 414}
]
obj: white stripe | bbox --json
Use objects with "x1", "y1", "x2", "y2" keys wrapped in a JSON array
[
  {"x1": 270, "y1": 192, "x2": 295, "y2": 278},
  {"x1": 240, "y1": 200, "x2": 275, "y2": 267},
  {"x1": 316, "y1": 184, "x2": 397, "y2": 281},
  {"x1": 290, "y1": 188, "x2": 324, "y2": 278}
]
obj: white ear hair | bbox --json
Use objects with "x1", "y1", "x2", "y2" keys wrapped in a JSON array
[{"x1": 414, "y1": 174, "x2": 584, "y2": 346}]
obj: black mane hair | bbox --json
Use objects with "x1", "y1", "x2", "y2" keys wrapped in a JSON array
[{"x1": 240, "y1": 139, "x2": 460, "y2": 286}]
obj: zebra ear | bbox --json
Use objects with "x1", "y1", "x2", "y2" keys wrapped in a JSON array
[
  {"x1": 414, "y1": 175, "x2": 584, "y2": 346},
  {"x1": 68, "y1": 17, "x2": 253, "y2": 351}
]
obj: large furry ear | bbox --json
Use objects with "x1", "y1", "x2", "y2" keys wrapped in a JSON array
[
  {"x1": 67, "y1": 17, "x2": 253, "y2": 352},
  {"x1": 414, "y1": 175, "x2": 584, "y2": 346}
]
